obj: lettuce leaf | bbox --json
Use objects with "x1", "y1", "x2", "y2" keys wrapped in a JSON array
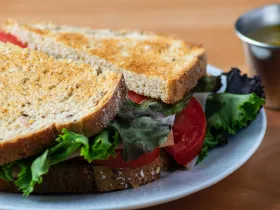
[
  {"x1": 81, "y1": 131, "x2": 119, "y2": 162},
  {"x1": 0, "y1": 164, "x2": 13, "y2": 182},
  {"x1": 194, "y1": 68, "x2": 265, "y2": 98},
  {"x1": 14, "y1": 161, "x2": 33, "y2": 193},
  {"x1": 108, "y1": 93, "x2": 192, "y2": 161},
  {"x1": 1, "y1": 129, "x2": 118, "y2": 196},
  {"x1": 108, "y1": 100, "x2": 175, "y2": 161},
  {"x1": 194, "y1": 75, "x2": 222, "y2": 93},
  {"x1": 126, "y1": 92, "x2": 192, "y2": 116},
  {"x1": 197, "y1": 93, "x2": 265, "y2": 163},
  {"x1": 206, "y1": 93, "x2": 264, "y2": 133},
  {"x1": 224, "y1": 68, "x2": 265, "y2": 98},
  {"x1": 197, "y1": 68, "x2": 265, "y2": 163}
]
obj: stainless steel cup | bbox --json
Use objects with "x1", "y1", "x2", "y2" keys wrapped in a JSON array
[{"x1": 235, "y1": 4, "x2": 280, "y2": 110}]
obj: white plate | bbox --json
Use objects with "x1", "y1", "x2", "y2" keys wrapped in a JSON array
[{"x1": 0, "y1": 65, "x2": 267, "y2": 210}]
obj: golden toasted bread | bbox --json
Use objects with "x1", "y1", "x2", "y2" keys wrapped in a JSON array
[
  {"x1": 4, "y1": 19, "x2": 206, "y2": 104},
  {"x1": 0, "y1": 42, "x2": 126, "y2": 165}
]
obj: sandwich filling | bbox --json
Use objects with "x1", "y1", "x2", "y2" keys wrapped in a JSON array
[{"x1": 0, "y1": 32, "x2": 266, "y2": 196}]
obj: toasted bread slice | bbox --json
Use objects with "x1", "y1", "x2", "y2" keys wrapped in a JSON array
[
  {"x1": 0, "y1": 43, "x2": 126, "y2": 165},
  {"x1": 3, "y1": 19, "x2": 207, "y2": 104},
  {"x1": 0, "y1": 157, "x2": 163, "y2": 193}
]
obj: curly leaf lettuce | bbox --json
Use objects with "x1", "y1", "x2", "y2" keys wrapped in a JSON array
[
  {"x1": 108, "y1": 100, "x2": 175, "y2": 161},
  {"x1": 107, "y1": 93, "x2": 192, "y2": 161},
  {"x1": 81, "y1": 131, "x2": 119, "y2": 162},
  {"x1": 0, "y1": 129, "x2": 118, "y2": 196},
  {"x1": 223, "y1": 68, "x2": 265, "y2": 98},
  {"x1": 0, "y1": 164, "x2": 13, "y2": 182},
  {"x1": 194, "y1": 75, "x2": 222, "y2": 93},
  {"x1": 194, "y1": 68, "x2": 265, "y2": 98},
  {"x1": 197, "y1": 93, "x2": 265, "y2": 163},
  {"x1": 206, "y1": 93, "x2": 264, "y2": 133}
]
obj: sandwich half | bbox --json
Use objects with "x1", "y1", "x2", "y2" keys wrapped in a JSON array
[
  {"x1": 3, "y1": 19, "x2": 207, "y2": 104},
  {"x1": 0, "y1": 22, "x2": 208, "y2": 195},
  {"x1": 0, "y1": 41, "x2": 184, "y2": 195}
]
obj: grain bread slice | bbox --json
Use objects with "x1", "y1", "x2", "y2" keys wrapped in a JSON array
[
  {"x1": 0, "y1": 157, "x2": 163, "y2": 193},
  {"x1": 3, "y1": 19, "x2": 207, "y2": 104},
  {"x1": 0, "y1": 42, "x2": 126, "y2": 165}
]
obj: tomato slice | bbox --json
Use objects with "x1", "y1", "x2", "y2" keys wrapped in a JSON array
[
  {"x1": 116, "y1": 92, "x2": 206, "y2": 167},
  {"x1": 166, "y1": 97, "x2": 206, "y2": 165},
  {"x1": 0, "y1": 31, "x2": 26, "y2": 48},
  {"x1": 93, "y1": 148, "x2": 160, "y2": 168},
  {"x1": 128, "y1": 91, "x2": 206, "y2": 165},
  {"x1": 127, "y1": 91, "x2": 148, "y2": 104}
]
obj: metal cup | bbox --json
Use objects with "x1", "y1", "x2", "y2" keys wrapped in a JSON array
[{"x1": 235, "y1": 4, "x2": 280, "y2": 110}]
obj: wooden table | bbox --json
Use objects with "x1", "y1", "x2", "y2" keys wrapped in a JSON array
[{"x1": 0, "y1": 0, "x2": 279, "y2": 209}]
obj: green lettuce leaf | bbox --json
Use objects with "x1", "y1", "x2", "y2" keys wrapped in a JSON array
[
  {"x1": 206, "y1": 93, "x2": 264, "y2": 133},
  {"x1": 1, "y1": 128, "x2": 118, "y2": 196},
  {"x1": 137, "y1": 93, "x2": 192, "y2": 116},
  {"x1": 108, "y1": 93, "x2": 192, "y2": 161},
  {"x1": 14, "y1": 161, "x2": 33, "y2": 193},
  {"x1": 108, "y1": 100, "x2": 174, "y2": 161},
  {"x1": 0, "y1": 164, "x2": 13, "y2": 182},
  {"x1": 194, "y1": 75, "x2": 222, "y2": 93},
  {"x1": 197, "y1": 93, "x2": 265, "y2": 163},
  {"x1": 81, "y1": 130, "x2": 119, "y2": 162}
]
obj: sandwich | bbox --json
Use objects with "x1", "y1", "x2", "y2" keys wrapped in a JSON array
[{"x1": 0, "y1": 20, "x2": 265, "y2": 195}]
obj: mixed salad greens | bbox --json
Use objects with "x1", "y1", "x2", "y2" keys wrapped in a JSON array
[
  {"x1": 196, "y1": 68, "x2": 265, "y2": 162},
  {"x1": 0, "y1": 68, "x2": 265, "y2": 195}
]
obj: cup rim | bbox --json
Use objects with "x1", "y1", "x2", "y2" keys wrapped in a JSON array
[{"x1": 235, "y1": 3, "x2": 280, "y2": 49}]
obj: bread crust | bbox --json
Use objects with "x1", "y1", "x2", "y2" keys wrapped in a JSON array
[
  {"x1": 0, "y1": 72, "x2": 126, "y2": 165},
  {"x1": 166, "y1": 48, "x2": 206, "y2": 103},
  {"x1": 0, "y1": 126, "x2": 57, "y2": 165},
  {"x1": 0, "y1": 157, "x2": 163, "y2": 193}
]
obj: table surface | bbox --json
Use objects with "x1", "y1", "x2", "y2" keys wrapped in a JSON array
[{"x1": 0, "y1": 0, "x2": 279, "y2": 209}]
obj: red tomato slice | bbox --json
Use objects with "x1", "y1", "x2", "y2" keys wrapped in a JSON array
[
  {"x1": 166, "y1": 97, "x2": 206, "y2": 165},
  {"x1": 0, "y1": 31, "x2": 26, "y2": 48},
  {"x1": 127, "y1": 91, "x2": 206, "y2": 165},
  {"x1": 93, "y1": 148, "x2": 160, "y2": 168},
  {"x1": 127, "y1": 91, "x2": 148, "y2": 104}
]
